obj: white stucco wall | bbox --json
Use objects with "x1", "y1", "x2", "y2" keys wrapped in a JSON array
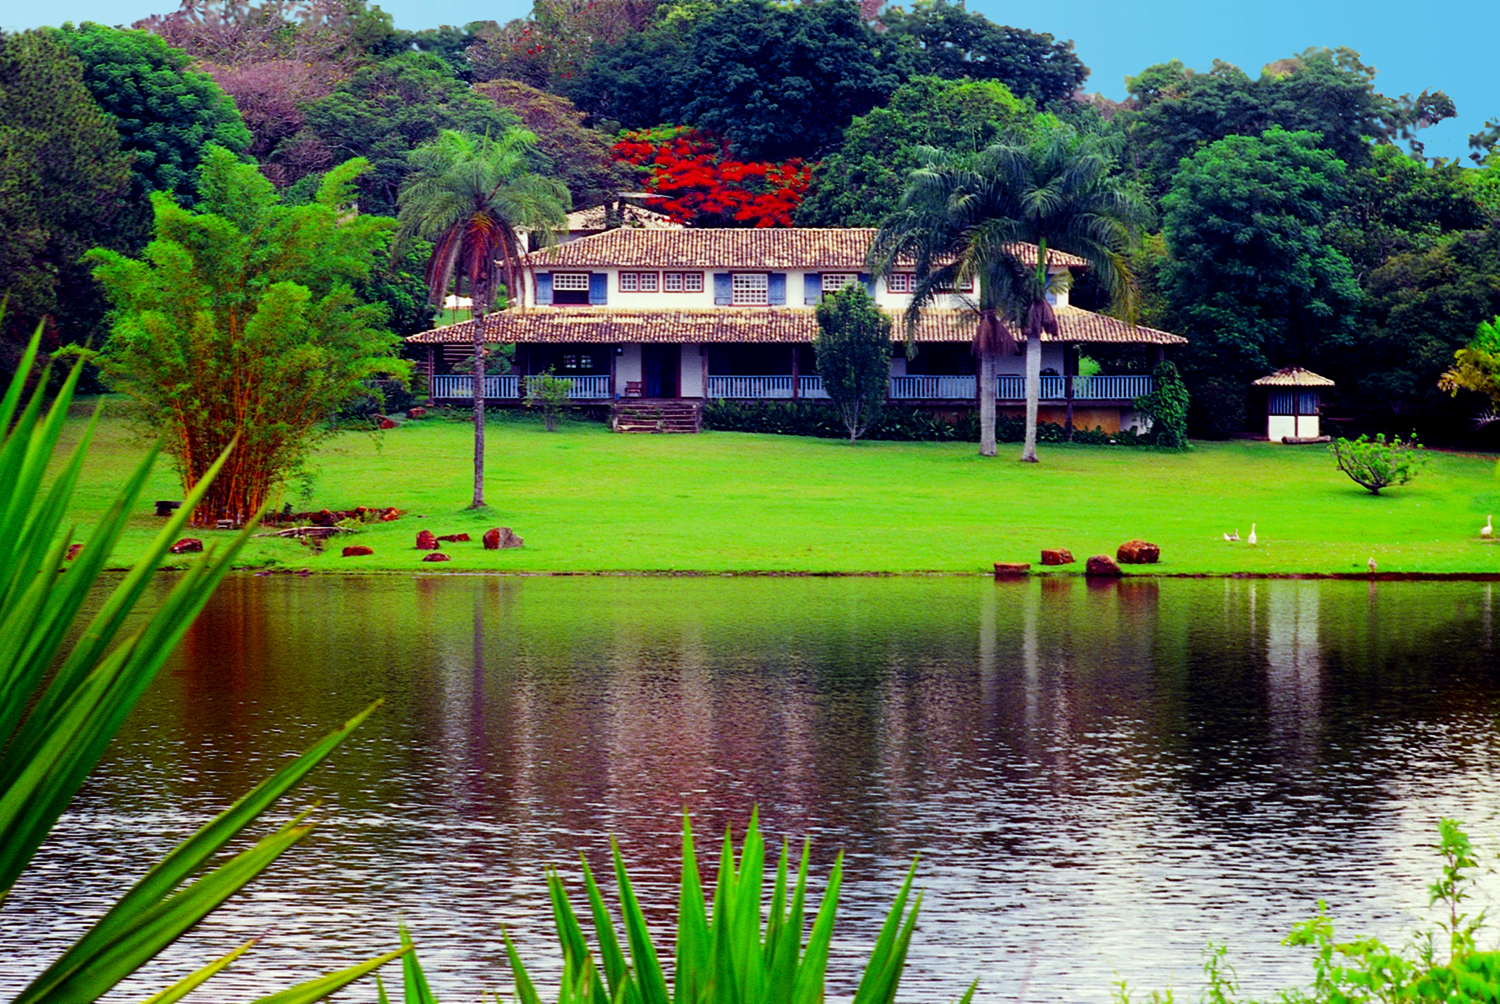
[
  {"x1": 1267, "y1": 415, "x2": 1320, "y2": 440},
  {"x1": 680, "y1": 344, "x2": 706, "y2": 398}
]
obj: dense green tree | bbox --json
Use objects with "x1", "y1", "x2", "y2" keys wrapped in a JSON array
[
  {"x1": 680, "y1": 0, "x2": 906, "y2": 160},
  {"x1": 55, "y1": 22, "x2": 251, "y2": 205},
  {"x1": 86, "y1": 148, "x2": 404, "y2": 525},
  {"x1": 0, "y1": 29, "x2": 133, "y2": 375},
  {"x1": 815, "y1": 284, "x2": 893, "y2": 442},
  {"x1": 274, "y1": 51, "x2": 519, "y2": 213},
  {"x1": 879, "y1": 0, "x2": 1087, "y2": 106},
  {"x1": 797, "y1": 76, "x2": 1028, "y2": 227},
  {"x1": 1325, "y1": 144, "x2": 1487, "y2": 278},
  {"x1": 873, "y1": 122, "x2": 1149, "y2": 460},
  {"x1": 395, "y1": 129, "x2": 569, "y2": 509},
  {"x1": 474, "y1": 79, "x2": 632, "y2": 209},
  {"x1": 1162, "y1": 129, "x2": 1360, "y2": 383},
  {"x1": 1122, "y1": 48, "x2": 1454, "y2": 194},
  {"x1": 571, "y1": 0, "x2": 906, "y2": 161},
  {"x1": 1355, "y1": 224, "x2": 1500, "y2": 424}
]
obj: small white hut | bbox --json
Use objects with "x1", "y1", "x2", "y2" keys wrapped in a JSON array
[{"x1": 1253, "y1": 367, "x2": 1335, "y2": 441}]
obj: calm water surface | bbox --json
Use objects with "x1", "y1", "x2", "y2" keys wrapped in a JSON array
[{"x1": 5, "y1": 575, "x2": 1500, "y2": 1003}]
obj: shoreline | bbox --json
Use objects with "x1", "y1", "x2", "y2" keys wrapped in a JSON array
[{"x1": 199, "y1": 565, "x2": 1500, "y2": 581}]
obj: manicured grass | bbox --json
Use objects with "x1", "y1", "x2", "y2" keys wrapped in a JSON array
[{"x1": 50, "y1": 403, "x2": 1500, "y2": 574}]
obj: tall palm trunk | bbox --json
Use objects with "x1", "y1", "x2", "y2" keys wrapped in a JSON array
[
  {"x1": 1020, "y1": 332, "x2": 1041, "y2": 463},
  {"x1": 471, "y1": 307, "x2": 486, "y2": 508},
  {"x1": 978, "y1": 346, "x2": 998, "y2": 457}
]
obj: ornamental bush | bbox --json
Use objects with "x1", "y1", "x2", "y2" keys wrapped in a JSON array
[
  {"x1": 1134, "y1": 360, "x2": 1191, "y2": 448},
  {"x1": 1329, "y1": 432, "x2": 1427, "y2": 494}
]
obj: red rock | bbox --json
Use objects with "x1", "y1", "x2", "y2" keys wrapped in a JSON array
[
  {"x1": 992, "y1": 562, "x2": 1030, "y2": 576},
  {"x1": 379, "y1": 417, "x2": 397, "y2": 430},
  {"x1": 482, "y1": 526, "x2": 524, "y2": 550},
  {"x1": 310, "y1": 509, "x2": 337, "y2": 527},
  {"x1": 422, "y1": 552, "x2": 451, "y2": 562},
  {"x1": 1117, "y1": 540, "x2": 1161, "y2": 564},
  {"x1": 1040, "y1": 548, "x2": 1074, "y2": 566},
  {"x1": 169, "y1": 537, "x2": 203, "y2": 554},
  {"x1": 380, "y1": 508, "x2": 400, "y2": 521},
  {"x1": 65, "y1": 543, "x2": 84, "y2": 561},
  {"x1": 437, "y1": 533, "x2": 471, "y2": 543},
  {"x1": 416, "y1": 530, "x2": 439, "y2": 550},
  {"x1": 1085, "y1": 554, "x2": 1123, "y2": 577},
  {"x1": 407, "y1": 406, "x2": 426, "y2": 419},
  {"x1": 342, "y1": 545, "x2": 374, "y2": 557}
]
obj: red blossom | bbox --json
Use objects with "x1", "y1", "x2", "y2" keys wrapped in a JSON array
[{"x1": 611, "y1": 127, "x2": 810, "y2": 227}]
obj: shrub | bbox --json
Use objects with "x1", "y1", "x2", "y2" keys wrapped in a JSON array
[
  {"x1": 1134, "y1": 360, "x2": 1190, "y2": 449},
  {"x1": 703, "y1": 400, "x2": 1147, "y2": 446},
  {"x1": 524, "y1": 369, "x2": 574, "y2": 431},
  {"x1": 1118, "y1": 820, "x2": 1500, "y2": 1004},
  {"x1": 1329, "y1": 432, "x2": 1427, "y2": 494}
]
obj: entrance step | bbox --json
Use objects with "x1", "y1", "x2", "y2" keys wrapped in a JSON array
[{"x1": 612, "y1": 399, "x2": 702, "y2": 434}]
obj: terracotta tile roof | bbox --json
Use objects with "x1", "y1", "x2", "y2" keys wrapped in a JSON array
[
  {"x1": 526, "y1": 229, "x2": 1090, "y2": 271},
  {"x1": 1252, "y1": 367, "x2": 1335, "y2": 387},
  {"x1": 407, "y1": 307, "x2": 1187, "y2": 347}
]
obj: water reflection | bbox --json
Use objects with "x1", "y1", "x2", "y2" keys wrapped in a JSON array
[{"x1": 4, "y1": 576, "x2": 1500, "y2": 1004}]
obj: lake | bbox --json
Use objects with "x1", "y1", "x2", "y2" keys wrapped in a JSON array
[{"x1": 5, "y1": 575, "x2": 1500, "y2": 1003}]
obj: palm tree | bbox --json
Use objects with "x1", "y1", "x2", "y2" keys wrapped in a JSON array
[
  {"x1": 396, "y1": 128, "x2": 569, "y2": 508},
  {"x1": 871, "y1": 124, "x2": 1150, "y2": 461}
]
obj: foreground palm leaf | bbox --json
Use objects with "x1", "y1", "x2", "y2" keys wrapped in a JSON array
[
  {"x1": 491, "y1": 811, "x2": 976, "y2": 1004},
  {"x1": 0, "y1": 324, "x2": 400, "y2": 1002}
]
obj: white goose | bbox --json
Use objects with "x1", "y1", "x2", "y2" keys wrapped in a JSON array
[
  {"x1": 1483, "y1": 515, "x2": 1493, "y2": 539},
  {"x1": 1247, "y1": 523, "x2": 1258, "y2": 546},
  {"x1": 1223, "y1": 529, "x2": 1239, "y2": 542}
]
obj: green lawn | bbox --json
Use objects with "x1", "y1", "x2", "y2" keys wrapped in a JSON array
[{"x1": 51, "y1": 405, "x2": 1500, "y2": 575}]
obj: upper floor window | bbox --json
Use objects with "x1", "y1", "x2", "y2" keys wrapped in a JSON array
[
  {"x1": 552, "y1": 273, "x2": 590, "y2": 291},
  {"x1": 663, "y1": 271, "x2": 704, "y2": 293},
  {"x1": 620, "y1": 271, "x2": 659, "y2": 292},
  {"x1": 886, "y1": 273, "x2": 914, "y2": 293},
  {"x1": 822, "y1": 273, "x2": 858, "y2": 294},
  {"x1": 732, "y1": 273, "x2": 769, "y2": 305},
  {"x1": 935, "y1": 276, "x2": 974, "y2": 294}
]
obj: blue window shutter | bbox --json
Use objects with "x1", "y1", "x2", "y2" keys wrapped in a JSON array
[
  {"x1": 768, "y1": 273, "x2": 786, "y2": 305},
  {"x1": 714, "y1": 273, "x2": 732, "y2": 305},
  {"x1": 804, "y1": 273, "x2": 822, "y2": 305},
  {"x1": 536, "y1": 273, "x2": 553, "y2": 305},
  {"x1": 860, "y1": 272, "x2": 874, "y2": 295},
  {"x1": 589, "y1": 272, "x2": 608, "y2": 305}
]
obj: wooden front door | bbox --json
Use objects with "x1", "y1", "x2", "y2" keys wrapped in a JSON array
[{"x1": 642, "y1": 344, "x2": 679, "y2": 398}]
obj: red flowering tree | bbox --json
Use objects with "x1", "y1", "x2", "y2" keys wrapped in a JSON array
[{"x1": 612, "y1": 126, "x2": 811, "y2": 228}]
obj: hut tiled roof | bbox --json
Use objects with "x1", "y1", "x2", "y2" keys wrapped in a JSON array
[
  {"x1": 1251, "y1": 367, "x2": 1335, "y2": 387},
  {"x1": 405, "y1": 307, "x2": 1187, "y2": 346},
  {"x1": 525, "y1": 229, "x2": 1090, "y2": 271}
]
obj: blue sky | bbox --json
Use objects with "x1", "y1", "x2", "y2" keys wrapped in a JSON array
[{"x1": 5, "y1": 0, "x2": 1493, "y2": 164}]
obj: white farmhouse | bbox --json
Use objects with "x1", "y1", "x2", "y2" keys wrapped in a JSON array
[{"x1": 406, "y1": 228, "x2": 1187, "y2": 433}]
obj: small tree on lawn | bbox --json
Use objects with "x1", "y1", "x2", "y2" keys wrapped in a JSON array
[
  {"x1": 1330, "y1": 433, "x2": 1427, "y2": 494},
  {"x1": 524, "y1": 369, "x2": 574, "y2": 431},
  {"x1": 815, "y1": 284, "x2": 891, "y2": 443},
  {"x1": 87, "y1": 147, "x2": 405, "y2": 526}
]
